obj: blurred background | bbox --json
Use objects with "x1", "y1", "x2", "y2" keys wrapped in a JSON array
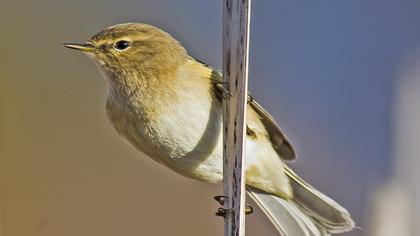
[{"x1": 1, "y1": 0, "x2": 420, "y2": 235}]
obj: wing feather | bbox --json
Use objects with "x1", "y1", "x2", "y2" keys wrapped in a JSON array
[{"x1": 198, "y1": 58, "x2": 296, "y2": 161}]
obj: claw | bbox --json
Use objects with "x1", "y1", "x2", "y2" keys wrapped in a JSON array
[
  {"x1": 215, "y1": 207, "x2": 234, "y2": 218},
  {"x1": 216, "y1": 83, "x2": 233, "y2": 98},
  {"x1": 214, "y1": 195, "x2": 254, "y2": 217},
  {"x1": 245, "y1": 203, "x2": 254, "y2": 215},
  {"x1": 214, "y1": 195, "x2": 227, "y2": 206},
  {"x1": 247, "y1": 94, "x2": 254, "y2": 103}
]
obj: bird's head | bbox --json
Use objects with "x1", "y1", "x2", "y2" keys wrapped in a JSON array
[{"x1": 64, "y1": 23, "x2": 188, "y2": 83}]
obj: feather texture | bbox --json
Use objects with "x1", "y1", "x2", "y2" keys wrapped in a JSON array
[
  {"x1": 246, "y1": 165, "x2": 354, "y2": 236},
  {"x1": 247, "y1": 187, "x2": 329, "y2": 236},
  {"x1": 71, "y1": 23, "x2": 356, "y2": 235},
  {"x1": 284, "y1": 167, "x2": 355, "y2": 233}
]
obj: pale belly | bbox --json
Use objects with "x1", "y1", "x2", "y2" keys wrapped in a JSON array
[
  {"x1": 106, "y1": 93, "x2": 292, "y2": 197},
  {"x1": 144, "y1": 96, "x2": 225, "y2": 182},
  {"x1": 106, "y1": 88, "x2": 225, "y2": 182}
]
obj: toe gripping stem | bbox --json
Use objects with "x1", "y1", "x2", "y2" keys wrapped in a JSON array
[{"x1": 214, "y1": 196, "x2": 254, "y2": 218}]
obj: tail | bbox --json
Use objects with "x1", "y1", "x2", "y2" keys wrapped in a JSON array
[{"x1": 247, "y1": 167, "x2": 354, "y2": 236}]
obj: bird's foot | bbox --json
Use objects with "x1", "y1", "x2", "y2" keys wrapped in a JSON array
[
  {"x1": 215, "y1": 82, "x2": 256, "y2": 105},
  {"x1": 214, "y1": 195, "x2": 254, "y2": 218},
  {"x1": 214, "y1": 195, "x2": 227, "y2": 205},
  {"x1": 215, "y1": 206, "x2": 234, "y2": 218},
  {"x1": 245, "y1": 204, "x2": 254, "y2": 215},
  {"x1": 215, "y1": 83, "x2": 233, "y2": 99}
]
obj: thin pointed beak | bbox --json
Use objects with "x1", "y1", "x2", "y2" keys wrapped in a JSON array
[{"x1": 63, "y1": 43, "x2": 96, "y2": 52}]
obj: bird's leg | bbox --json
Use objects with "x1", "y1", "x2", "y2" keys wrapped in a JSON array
[
  {"x1": 215, "y1": 82, "x2": 233, "y2": 99},
  {"x1": 214, "y1": 196, "x2": 254, "y2": 217},
  {"x1": 215, "y1": 82, "x2": 255, "y2": 105}
]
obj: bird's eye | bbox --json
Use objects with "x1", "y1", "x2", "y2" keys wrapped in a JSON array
[{"x1": 114, "y1": 40, "x2": 131, "y2": 51}]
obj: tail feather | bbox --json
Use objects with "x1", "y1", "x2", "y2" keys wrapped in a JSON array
[
  {"x1": 247, "y1": 168, "x2": 354, "y2": 235},
  {"x1": 247, "y1": 187, "x2": 329, "y2": 236},
  {"x1": 284, "y1": 166, "x2": 355, "y2": 233}
]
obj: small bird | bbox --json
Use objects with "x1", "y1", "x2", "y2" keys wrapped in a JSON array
[{"x1": 64, "y1": 23, "x2": 354, "y2": 235}]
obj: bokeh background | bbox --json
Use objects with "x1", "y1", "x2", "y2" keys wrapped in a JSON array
[{"x1": 1, "y1": 0, "x2": 420, "y2": 235}]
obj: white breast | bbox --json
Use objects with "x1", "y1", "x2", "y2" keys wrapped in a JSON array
[{"x1": 144, "y1": 80, "x2": 224, "y2": 182}]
